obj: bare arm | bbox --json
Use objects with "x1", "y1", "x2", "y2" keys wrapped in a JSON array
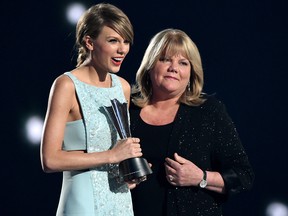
[{"x1": 40, "y1": 75, "x2": 142, "y2": 173}]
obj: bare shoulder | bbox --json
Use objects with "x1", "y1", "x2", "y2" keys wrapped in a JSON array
[
  {"x1": 117, "y1": 76, "x2": 131, "y2": 92},
  {"x1": 117, "y1": 76, "x2": 131, "y2": 103},
  {"x1": 51, "y1": 74, "x2": 75, "y2": 94},
  {"x1": 47, "y1": 74, "x2": 77, "y2": 112}
]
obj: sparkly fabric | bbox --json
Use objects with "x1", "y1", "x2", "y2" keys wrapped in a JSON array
[
  {"x1": 130, "y1": 95, "x2": 254, "y2": 216},
  {"x1": 56, "y1": 72, "x2": 134, "y2": 216}
]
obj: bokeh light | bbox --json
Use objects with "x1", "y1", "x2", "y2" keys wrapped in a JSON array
[
  {"x1": 25, "y1": 115, "x2": 44, "y2": 145},
  {"x1": 266, "y1": 202, "x2": 288, "y2": 216},
  {"x1": 66, "y1": 3, "x2": 86, "y2": 25}
]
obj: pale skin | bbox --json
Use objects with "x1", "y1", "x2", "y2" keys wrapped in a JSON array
[
  {"x1": 40, "y1": 26, "x2": 142, "y2": 183},
  {"x1": 139, "y1": 53, "x2": 225, "y2": 194}
]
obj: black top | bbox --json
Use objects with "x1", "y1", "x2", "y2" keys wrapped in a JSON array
[
  {"x1": 131, "y1": 117, "x2": 174, "y2": 216},
  {"x1": 130, "y1": 95, "x2": 254, "y2": 216}
]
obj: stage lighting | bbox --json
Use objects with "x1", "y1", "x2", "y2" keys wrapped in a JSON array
[
  {"x1": 66, "y1": 3, "x2": 86, "y2": 25},
  {"x1": 25, "y1": 115, "x2": 43, "y2": 145},
  {"x1": 266, "y1": 202, "x2": 288, "y2": 216}
]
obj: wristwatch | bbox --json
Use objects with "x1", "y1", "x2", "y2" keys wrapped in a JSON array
[{"x1": 199, "y1": 170, "x2": 207, "y2": 188}]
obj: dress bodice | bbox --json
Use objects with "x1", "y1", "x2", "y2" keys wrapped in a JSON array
[{"x1": 64, "y1": 72, "x2": 127, "y2": 153}]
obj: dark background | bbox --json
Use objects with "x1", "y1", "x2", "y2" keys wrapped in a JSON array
[{"x1": 1, "y1": 0, "x2": 287, "y2": 215}]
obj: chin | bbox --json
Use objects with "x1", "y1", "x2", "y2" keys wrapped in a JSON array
[{"x1": 109, "y1": 66, "x2": 121, "y2": 73}]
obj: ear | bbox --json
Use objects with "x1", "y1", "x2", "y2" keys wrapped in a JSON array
[{"x1": 84, "y1": 36, "x2": 94, "y2": 51}]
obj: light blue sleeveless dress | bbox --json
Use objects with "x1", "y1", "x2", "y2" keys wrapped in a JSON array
[{"x1": 56, "y1": 72, "x2": 134, "y2": 216}]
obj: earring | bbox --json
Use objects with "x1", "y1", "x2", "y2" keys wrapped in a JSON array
[{"x1": 187, "y1": 81, "x2": 191, "y2": 91}]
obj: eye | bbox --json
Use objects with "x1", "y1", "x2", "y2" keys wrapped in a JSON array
[
  {"x1": 180, "y1": 61, "x2": 189, "y2": 66},
  {"x1": 108, "y1": 38, "x2": 118, "y2": 43},
  {"x1": 159, "y1": 57, "x2": 170, "y2": 62},
  {"x1": 124, "y1": 39, "x2": 130, "y2": 44}
]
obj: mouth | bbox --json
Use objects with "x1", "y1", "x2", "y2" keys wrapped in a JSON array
[
  {"x1": 112, "y1": 57, "x2": 124, "y2": 66},
  {"x1": 164, "y1": 76, "x2": 179, "y2": 81}
]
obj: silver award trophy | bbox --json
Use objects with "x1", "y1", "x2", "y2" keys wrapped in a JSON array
[{"x1": 105, "y1": 99, "x2": 152, "y2": 183}]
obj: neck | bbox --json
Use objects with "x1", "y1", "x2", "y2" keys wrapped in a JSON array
[
  {"x1": 77, "y1": 64, "x2": 111, "y2": 88},
  {"x1": 141, "y1": 99, "x2": 180, "y2": 125},
  {"x1": 150, "y1": 96, "x2": 179, "y2": 108}
]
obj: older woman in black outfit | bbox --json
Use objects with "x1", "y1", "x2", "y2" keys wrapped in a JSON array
[{"x1": 130, "y1": 28, "x2": 254, "y2": 216}]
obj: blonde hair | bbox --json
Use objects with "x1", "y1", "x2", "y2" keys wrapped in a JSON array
[
  {"x1": 75, "y1": 3, "x2": 134, "y2": 67},
  {"x1": 132, "y1": 28, "x2": 205, "y2": 107}
]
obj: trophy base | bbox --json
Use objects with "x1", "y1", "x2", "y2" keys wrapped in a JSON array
[{"x1": 119, "y1": 157, "x2": 152, "y2": 183}]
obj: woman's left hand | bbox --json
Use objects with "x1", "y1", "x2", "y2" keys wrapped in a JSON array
[
  {"x1": 127, "y1": 182, "x2": 137, "y2": 189},
  {"x1": 165, "y1": 153, "x2": 202, "y2": 186}
]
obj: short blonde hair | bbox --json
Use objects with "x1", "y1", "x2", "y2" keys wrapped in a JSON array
[{"x1": 132, "y1": 28, "x2": 205, "y2": 107}]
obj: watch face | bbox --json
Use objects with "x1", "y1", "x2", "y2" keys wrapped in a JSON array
[{"x1": 200, "y1": 180, "x2": 207, "y2": 188}]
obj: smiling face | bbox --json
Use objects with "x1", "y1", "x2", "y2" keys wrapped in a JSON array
[
  {"x1": 89, "y1": 26, "x2": 130, "y2": 74},
  {"x1": 150, "y1": 53, "x2": 191, "y2": 99}
]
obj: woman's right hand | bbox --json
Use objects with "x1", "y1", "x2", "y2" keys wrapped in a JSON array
[{"x1": 109, "y1": 137, "x2": 142, "y2": 163}]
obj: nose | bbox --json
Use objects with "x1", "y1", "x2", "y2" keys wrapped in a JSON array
[
  {"x1": 117, "y1": 43, "x2": 129, "y2": 55},
  {"x1": 168, "y1": 63, "x2": 178, "y2": 73}
]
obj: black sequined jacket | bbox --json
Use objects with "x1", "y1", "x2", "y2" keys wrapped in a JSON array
[{"x1": 130, "y1": 95, "x2": 254, "y2": 216}]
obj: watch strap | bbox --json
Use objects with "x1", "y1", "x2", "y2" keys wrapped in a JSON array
[{"x1": 202, "y1": 170, "x2": 207, "y2": 181}]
